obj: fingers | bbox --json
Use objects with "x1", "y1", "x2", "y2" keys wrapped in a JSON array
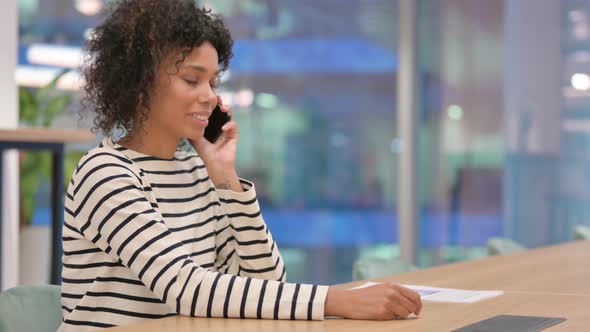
[
  {"x1": 395, "y1": 285, "x2": 422, "y2": 315},
  {"x1": 217, "y1": 99, "x2": 231, "y2": 114},
  {"x1": 381, "y1": 284, "x2": 422, "y2": 320},
  {"x1": 217, "y1": 96, "x2": 232, "y2": 116},
  {"x1": 342, "y1": 283, "x2": 423, "y2": 321},
  {"x1": 218, "y1": 121, "x2": 238, "y2": 143},
  {"x1": 385, "y1": 286, "x2": 418, "y2": 316},
  {"x1": 396, "y1": 293, "x2": 418, "y2": 316},
  {"x1": 221, "y1": 121, "x2": 237, "y2": 132},
  {"x1": 385, "y1": 301, "x2": 410, "y2": 319}
]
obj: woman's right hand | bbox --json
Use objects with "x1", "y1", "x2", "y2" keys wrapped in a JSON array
[{"x1": 324, "y1": 283, "x2": 422, "y2": 320}]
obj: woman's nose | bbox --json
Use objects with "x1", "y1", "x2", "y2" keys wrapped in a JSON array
[
  {"x1": 197, "y1": 87, "x2": 217, "y2": 108},
  {"x1": 206, "y1": 85, "x2": 217, "y2": 105}
]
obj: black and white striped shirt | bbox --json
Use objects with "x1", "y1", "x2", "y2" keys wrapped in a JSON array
[{"x1": 59, "y1": 138, "x2": 328, "y2": 331}]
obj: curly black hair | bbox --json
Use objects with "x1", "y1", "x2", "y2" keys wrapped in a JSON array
[{"x1": 82, "y1": 0, "x2": 233, "y2": 137}]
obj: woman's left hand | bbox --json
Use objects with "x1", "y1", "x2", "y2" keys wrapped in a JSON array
[{"x1": 188, "y1": 100, "x2": 242, "y2": 191}]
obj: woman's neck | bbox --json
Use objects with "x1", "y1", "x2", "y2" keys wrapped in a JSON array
[{"x1": 118, "y1": 127, "x2": 179, "y2": 159}]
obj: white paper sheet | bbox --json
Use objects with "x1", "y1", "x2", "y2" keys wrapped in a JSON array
[{"x1": 351, "y1": 281, "x2": 503, "y2": 303}]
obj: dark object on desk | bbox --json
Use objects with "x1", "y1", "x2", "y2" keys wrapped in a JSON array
[{"x1": 452, "y1": 315, "x2": 566, "y2": 332}]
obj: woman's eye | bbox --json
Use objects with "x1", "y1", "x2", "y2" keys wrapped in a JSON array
[
  {"x1": 183, "y1": 78, "x2": 218, "y2": 89},
  {"x1": 184, "y1": 79, "x2": 198, "y2": 86}
]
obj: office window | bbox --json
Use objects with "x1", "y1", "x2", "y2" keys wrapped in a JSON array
[
  {"x1": 211, "y1": 0, "x2": 400, "y2": 283},
  {"x1": 18, "y1": 0, "x2": 401, "y2": 284}
]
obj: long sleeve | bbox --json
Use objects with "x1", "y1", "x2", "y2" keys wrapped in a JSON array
[
  {"x1": 213, "y1": 179, "x2": 286, "y2": 282},
  {"x1": 68, "y1": 152, "x2": 328, "y2": 322}
]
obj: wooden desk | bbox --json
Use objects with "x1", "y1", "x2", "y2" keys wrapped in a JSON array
[
  {"x1": 106, "y1": 241, "x2": 590, "y2": 331},
  {"x1": 371, "y1": 240, "x2": 590, "y2": 296},
  {"x1": 0, "y1": 128, "x2": 96, "y2": 144},
  {"x1": 0, "y1": 128, "x2": 95, "y2": 287}
]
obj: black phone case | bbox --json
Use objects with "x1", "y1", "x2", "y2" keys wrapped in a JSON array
[{"x1": 203, "y1": 105, "x2": 231, "y2": 143}]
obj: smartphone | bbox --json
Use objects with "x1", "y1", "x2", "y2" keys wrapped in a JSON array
[{"x1": 204, "y1": 104, "x2": 231, "y2": 143}]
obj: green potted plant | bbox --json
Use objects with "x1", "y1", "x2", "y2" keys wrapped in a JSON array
[
  {"x1": 19, "y1": 69, "x2": 74, "y2": 224},
  {"x1": 18, "y1": 69, "x2": 83, "y2": 284}
]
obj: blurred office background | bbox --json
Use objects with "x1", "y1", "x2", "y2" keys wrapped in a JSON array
[{"x1": 4, "y1": 0, "x2": 590, "y2": 285}]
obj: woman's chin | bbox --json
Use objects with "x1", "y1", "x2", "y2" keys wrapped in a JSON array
[{"x1": 185, "y1": 130, "x2": 205, "y2": 142}]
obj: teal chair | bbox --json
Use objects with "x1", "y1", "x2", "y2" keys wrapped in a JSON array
[
  {"x1": 574, "y1": 225, "x2": 590, "y2": 240},
  {"x1": 0, "y1": 285, "x2": 62, "y2": 332},
  {"x1": 486, "y1": 237, "x2": 526, "y2": 256},
  {"x1": 353, "y1": 257, "x2": 418, "y2": 281}
]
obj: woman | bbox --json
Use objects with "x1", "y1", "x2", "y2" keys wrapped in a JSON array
[{"x1": 60, "y1": 0, "x2": 422, "y2": 330}]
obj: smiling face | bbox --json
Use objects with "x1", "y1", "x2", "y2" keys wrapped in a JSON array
[{"x1": 143, "y1": 41, "x2": 220, "y2": 143}]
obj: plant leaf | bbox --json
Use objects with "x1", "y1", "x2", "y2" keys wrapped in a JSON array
[
  {"x1": 18, "y1": 88, "x2": 39, "y2": 125},
  {"x1": 19, "y1": 156, "x2": 43, "y2": 225},
  {"x1": 37, "y1": 68, "x2": 69, "y2": 104},
  {"x1": 42, "y1": 95, "x2": 71, "y2": 127}
]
